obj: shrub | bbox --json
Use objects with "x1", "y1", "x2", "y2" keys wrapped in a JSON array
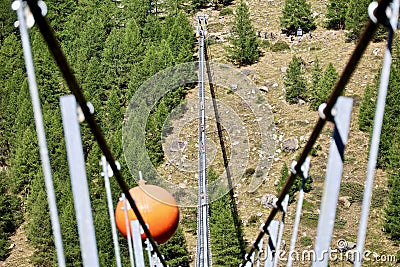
[
  {"x1": 220, "y1": 7, "x2": 233, "y2": 16},
  {"x1": 340, "y1": 182, "x2": 364, "y2": 203},
  {"x1": 271, "y1": 41, "x2": 290, "y2": 52},
  {"x1": 300, "y1": 236, "x2": 312, "y2": 246}
]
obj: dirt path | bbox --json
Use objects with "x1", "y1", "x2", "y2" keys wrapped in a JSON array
[{"x1": 0, "y1": 222, "x2": 34, "y2": 267}]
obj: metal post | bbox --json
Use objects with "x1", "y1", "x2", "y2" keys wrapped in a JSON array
[
  {"x1": 122, "y1": 194, "x2": 135, "y2": 267},
  {"x1": 264, "y1": 220, "x2": 279, "y2": 267},
  {"x1": 14, "y1": 2, "x2": 66, "y2": 266},
  {"x1": 131, "y1": 220, "x2": 145, "y2": 267},
  {"x1": 60, "y1": 95, "x2": 99, "y2": 267},
  {"x1": 273, "y1": 195, "x2": 288, "y2": 267},
  {"x1": 286, "y1": 158, "x2": 310, "y2": 267},
  {"x1": 101, "y1": 156, "x2": 122, "y2": 267},
  {"x1": 312, "y1": 97, "x2": 353, "y2": 267}
]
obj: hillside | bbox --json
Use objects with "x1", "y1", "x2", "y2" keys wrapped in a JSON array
[
  {"x1": 1, "y1": 0, "x2": 399, "y2": 266},
  {"x1": 176, "y1": 0, "x2": 398, "y2": 266}
]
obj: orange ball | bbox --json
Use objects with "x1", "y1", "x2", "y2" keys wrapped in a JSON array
[{"x1": 115, "y1": 183, "x2": 179, "y2": 244}]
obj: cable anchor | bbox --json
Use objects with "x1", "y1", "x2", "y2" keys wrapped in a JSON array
[
  {"x1": 368, "y1": 0, "x2": 399, "y2": 29},
  {"x1": 77, "y1": 102, "x2": 94, "y2": 123},
  {"x1": 12, "y1": 0, "x2": 47, "y2": 28},
  {"x1": 291, "y1": 156, "x2": 311, "y2": 179},
  {"x1": 318, "y1": 103, "x2": 336, "y2": 121}
]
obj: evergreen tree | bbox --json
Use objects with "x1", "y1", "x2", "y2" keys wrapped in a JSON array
[
  {"x1": 310, "y1": 62, "x2": 338, "y2": 110},
  {"x1": 209, "y1": 169, "x2": 242, "y2": 266},
  {"x1": 309, "y1": 56, "x2": 322, "y2": 101},
  {"x1": 166, "y1": 12, "x2": 194, "y2": 64},
  {"x1": 142, "y1": 15, "x2": 163, "y2": 46},
  {"x1": 276, "y1": 163, "x2": 312, "y2": 203},
  {"x1": 384, "y1": 130, "x2": 400, "y2": 241},
  {"x1": 229, "y1": 1, "x2": 259, "y2": 66},
  {"x1": 325, "y1": 0, "x2": 348, "y2": 30},
  {"x1": 345, "y1": 0, "x2": 388, "y2": 41},
  {"x1": 358, "y1": 81, "x2": 378, "y2": 132},
  {"x1": 284, "y1": 56, "x2": 307, "y2": 104},
  {"x1": 280, "y1": 0, "x2": 316, "y2": 33},
  {"x1": 0, "y1": 0, "x2": 15, "y2": 44},
  {"x1": 0, "y1": 171, "x2": 23, "y2": 260},
  {"x1": 160, "y1": 226, "x2": 190, "y2": 266}
]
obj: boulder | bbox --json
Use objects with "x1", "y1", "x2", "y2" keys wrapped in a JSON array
[
  {"x1": 282, "y1": 138, "x2": 299, "y2": 152},
  {"x1": 260, "y1": 193, "x2": 277, "y2": 208},
  {"x1": 338, "y1": 196, "x2": 351, "y2": 208}
]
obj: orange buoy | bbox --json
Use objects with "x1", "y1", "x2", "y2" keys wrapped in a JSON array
[{"x1": 115, "y1": 182, "x2": 179, "y2": 244}]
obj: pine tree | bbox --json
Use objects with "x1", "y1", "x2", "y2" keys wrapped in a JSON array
[
  {"x1": 384, "y1": 129, "x2": 400, "y2": 241},
  {"x1": 0, "y1": 0, "x2": 15, "y2": 44},
  {"x1": 142, "y1": 15, "x2": 163, "y2": 46},
  {"x1": 309, "y1": 56, "x2": 322, "y2": 101},
  {"x1": 160, "y1": 226, "x2": 190, "y2": 266},
  {"x1": 229, "y1": 1, "x2": 259, "y2": 66},
  {"x1": 209, "y1": 168, "x2": 242, "y2": 266},
  {"x1": 276, "y1": 163, "x2": 312, "y2": 203},
  {"x1": 310, "y1": 62, "x2": 338, "y2": 110},
  {"x1": 166, "y1": 12, "x2": 194, "y2": 64},
  {"x1": 358, "y1": 80, "x2": 378, "y2": 132},
  {"x1": 280, "y1": 0, "x2": 316, "y2": 34},
  {"x1": 345, "y1": 0, "x2": 370, "y2": 40},
  {"x1": 325, "y1": 0, "x2": 348, "y2": 30},
  {"x1": 0, "y1": 171, "x2": 22, "y2": 260},
  {"x1": 284, "y1": 56, "x2": 307, "y2": 104}
]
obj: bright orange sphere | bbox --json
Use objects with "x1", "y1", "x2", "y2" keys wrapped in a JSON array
[{"x1": 115, "y1": 183, "x2": 179, "y2": 244}]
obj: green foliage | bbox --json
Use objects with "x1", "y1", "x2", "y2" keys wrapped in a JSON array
[
  {"x1": 358, "y1": 77, "x2": 378, "y2": 132},
  {"x1": 284, "y1": 56, "x2": 307, "y2": 104},
  {"x1": 339, "y1": 182, "x2": 364, "y2": 203},
  {"x1": 259, "y1": 39, "x2": 271, "y2": 49},
  {"x1": 229, "y1": 1, "x2": 259, "y2": 65},
  {"x1": 244, "y1": 168, "x2": 255, "y2": 177},
  {"x1": 345, "y1": 0, "x2": 369, "y2": 40},
  {"x1": 192, "y1": 0, "x2": 209, "y2": 9},
  {"x1": 276, "y1": 163, "x2": 312, "y2": 203},
  {"x1": 220, "y1": 7, "x2": 234, "y2": 16},
  {"x1": 0, "y1": 172, "x2": 23, "y2": 261},
  {"x1": 334, "y1": 218, "x2": 347, "y2": 229},
  {"x1": 325, "y1": 0, "x2": 348, "y2": 30},
  {"x1": 371, "y1": 187, "x2": 388, "y2": 209},
  {"x1": 302, "y1": 213, "x2": 319, "y2": 228},
  {"x1": 280, "y1": 0, "x2": 316, "y2": 33},
  {"x1": 166, "y1": 12, "x2": 194, "y2": 64},
  {"x1": 385, "y1": 129, "x2": 400, "y2": 241},
  {"x1": 270, "y1": 40, "x2": 289, "y2": 52},
  {"x1": 309, "y1": 62, "x2": 338, "y2": 110},
  {"x1": 209, "y1": 169, "x2": 243, "y2": 266},
  {"x1": 160, "y1": 226, "x2": 190, "y2": 266},
  {"x1": 0, "y1": 0, "x2": 16, "y2": 44},
  {"x1": 300, "y1": 236, "x2": 312, "y2": 246}
]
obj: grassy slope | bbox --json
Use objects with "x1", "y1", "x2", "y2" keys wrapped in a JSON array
[{"x1": 182, "y1": 0, "x2": 398, "y2": 266}]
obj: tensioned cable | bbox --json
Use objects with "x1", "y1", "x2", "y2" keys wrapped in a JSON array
[
  {"x1": 25, "y1": 1, "x2": 167, "y2": 265},
  {"x1": 240, "y1": 0, "x2": 392, "y2": 265},
  {"x1": 204, "y1": 40, "x2": 247, "y2": 258}
]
